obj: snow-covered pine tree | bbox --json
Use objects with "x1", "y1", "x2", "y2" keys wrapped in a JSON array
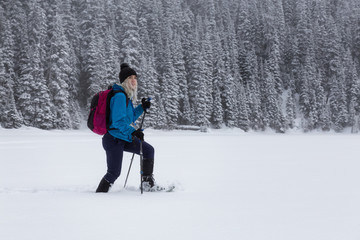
[
  {"x1": 138, "y1": 54, "x2": 160, "y2": 128},
  {"x1": 119, "y1": 0, "x2": 140, "y2": 69},
  {"x1": 236, "y1": 4, "x2": 264, "y2": 129},
  {"x1": 305, "y1": 35, "x2": 323, "y2": 130},
  {"x1": 181, "y1": 9, "x2": 195, "y2": 96},
  {"x1": 325, "y1": 16, "x2": 349, "y2": 131},
  {"x1": 76, "y1": 0, "x2": 96, "y2": 107},
  {"x1": 204, "y1": 0, "x2": 224, "y2": 128},
  {"x1": 0, "y1": 9, "x2": 22, "y2": 128},
  {"x1": 245, "y1": 46, "x2": 263, "y2": 130},
  {"x1": 173, "y1": 32, "x2": 192, "y2": 125},
  {"x1": 316, "y1": 69, "x2": 330, "y2": 131},
  {"x1": 86, "y1": 28, "x2": 106, "y2": 106},
  {"x1": 295, "y1": 0, "x2": 311, "y2": 65},
  {"x1": 103, "y1": 29, "x2": 119, "y2": 87},
  {"x1": 161, "y1": 39, "x2": 179, "y2": 128},
  {"x1": 137, "y1": 16, "x2": 151, "y2": 101},
  {"x1": 211, "y1": 38, "x2": 225, "y2": 129},
  {"x1": 294, "y1": 10, "x2": 329, "y2": 131},
  {"x1": 284, "y1": 36, "x2": 297, "y2": 112},
  {"x1": 285, "y1": 89, "x2": 295, "y2": 129},
  {"x1": 236, "y1": 1, "x2": 252, "y2": 50},
  {"x1": 272, "y1": 0, "x2": 286, "y2": 57},
  {"x1": 237, "y1": 82, "x2": 250, "y2": 131},
  {"x1": 57, "y1": 0, "x2": 81, "y2": 129},
  {"x1": 142, "y1": 0, "x2": 163, "y2": 73},
  {"x1": 156, "y1": 3, "x2": 181, "y2": 127},
  {"x1": 312, "y1": 70, "x2": 326, "y2": 130},
  {"x1": 193, "y1": 52, "x2": 209, "y2": 128},
  {"x1": 329, "y1": 72, "x2": 348, "y2": 132},
  {"x1": 31, "y1": 46, "x2": 55, "y2": 130},
  {"x1": 202, "y1": 21, "x2": 214, "y2": 126},
  {"x1": 262, "y1": 60, "x2": 285, "y2": 132},
  {"x1": 26, "y1": 0, "x2": 55, "y2": 129},
  {"x1": 267, "y1": 31, "x2": 283, "y2": 95},
  {"x1": 221, "y1": 1, "x2": 239, "y2": 79},
  {"x1": 354, "y1": 10, "x2": 360, "y2": 64},
  {"x1": 46, "y1": 12, "x2": 72, "y2": 129},
  {"x1": 312, "y1": 1, "x2": 328, "y2": 75},
  {"x1": 223, "y1": 67, "x2": 238, "y2": 128},
  {"x1": 236, "y1": 7, "x2": 253, "y2": 85},
  {"x1": 186, "y1": 18, "x2": 208, "y2": 127},
  {"x1": 0, "y1": 46, "x2": 22, "y2": 128},
  {"x1": 348, "y1": 60, "x2": 360, "y2": 133}
]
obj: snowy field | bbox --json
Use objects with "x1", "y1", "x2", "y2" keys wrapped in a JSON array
[{"x1": 1, "y1": 127, "x2": 360, "y2": 240}]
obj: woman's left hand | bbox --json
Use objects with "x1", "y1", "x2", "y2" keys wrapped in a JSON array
[{"x1": 142, "y1": 98, "x2": 151, "y2": 112}]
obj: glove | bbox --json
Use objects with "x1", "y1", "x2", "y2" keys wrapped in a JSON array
[
  {"x1": 131, "y1": 129, "x2": 144, "y2": 141},
  {"x1": 141, "y1": 98, "x2": 151, "y2": 112}
]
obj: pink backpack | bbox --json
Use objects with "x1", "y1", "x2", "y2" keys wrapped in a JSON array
[{"x1": 87, "y1": 87, "x2": 127, "y2": 135}]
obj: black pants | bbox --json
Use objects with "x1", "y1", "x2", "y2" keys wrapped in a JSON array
[{"x1": 102, "y1": 132, "x2": 155, "y2": 184}]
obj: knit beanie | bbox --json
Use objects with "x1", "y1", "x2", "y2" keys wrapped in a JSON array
[{"x1": 119, "y1": 63, "x2": 137, "y2": 83}]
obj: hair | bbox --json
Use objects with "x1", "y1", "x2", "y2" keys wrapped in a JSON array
[{"x1": 121, "y1": 77, "x2": 138, "y2": 102}]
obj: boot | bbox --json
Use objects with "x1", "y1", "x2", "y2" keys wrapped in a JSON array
[
  {"x1": 143, "y1": 159, "x2": 154, "y2": 176},
  {"x1": 142, "y1": 159, "x2": 155, "y2": 189},
  {"x1": 96, "y1": 177, "x2": 112, "y2": 193},
  {"x1": 142, "y1": 175, "x2": 155, "y2": 188}
]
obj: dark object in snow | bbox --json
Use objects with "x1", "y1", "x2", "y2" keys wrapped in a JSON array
[{"x1": 96, "y1": 177, "x2": 112, "y2": 193}]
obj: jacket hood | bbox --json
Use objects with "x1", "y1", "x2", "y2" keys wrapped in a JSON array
[{"x1": 112, "y1": 84, "x2": 124, "y2": 91}]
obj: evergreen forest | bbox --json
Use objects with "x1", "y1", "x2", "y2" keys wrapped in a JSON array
[{"x1": 1, "y1": 0, "x2": 360, "y2": 132}]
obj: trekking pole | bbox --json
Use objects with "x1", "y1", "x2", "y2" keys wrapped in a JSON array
[
  {"x1": 124, "y1": 110, "x2": 147, "y2": 188},
  {"x1": 140, "y1": 138, "x2": 144, "y2": 194}
]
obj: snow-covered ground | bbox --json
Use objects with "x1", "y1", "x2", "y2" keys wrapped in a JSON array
[{"x1": 1, "y1": 127, "x2": 360, "y2": 240}]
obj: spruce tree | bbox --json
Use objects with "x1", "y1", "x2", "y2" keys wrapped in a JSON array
[
  {"x1": 223, "y1": 67, "x2": 238, "y2": 128},
  {"x1": 46, "y1": 12, "x2": 72, "y2": 129},
  {"x1": 262, "y1": 60, "x2": 285, "y2": 132},
  {"x1": 237, "y1": 83, "x2": 250, "y2": 131},
  {"x1": 0, "y1": 47, "x2": 22, "y2": 128},
  {"x1": 0, "y1": 12, "x2": 22, "y2": 128},
  {"x1": 285, "y1": 89, "x2": 296, "y2": 129},
  {"x1": 173, "y1": 33, "x2": 192, "y2": 125},
  {"x1": 31, "y1": 46, "x2": 55, "y2": 129},
  {"x1": 119, "y1": 0, "x2": 141, "y2": 69},
  {"x1": 202, "y1": 24, "x2": 214, "y2": 125},
  {"x1": 246, "y1": 47, "x2": 263, "y2": 130},
  {"x1": 138, "y1": 54, "x2": 159, "y2": 128},
  {"x1": 161, "y1": 39, "x2": 179, "y2": 127},
  {"x1": 348, "y1": 61, "x2": 360, "y2": 133}
]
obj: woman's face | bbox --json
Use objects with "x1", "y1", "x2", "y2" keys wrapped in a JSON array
[{"x1": 127, "y1": 75, "x2": 137, "y2": 90}]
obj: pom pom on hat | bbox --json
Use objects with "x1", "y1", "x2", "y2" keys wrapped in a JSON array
[{"x1": 120, "y1": 63, "x2": 130, "y2": 70}]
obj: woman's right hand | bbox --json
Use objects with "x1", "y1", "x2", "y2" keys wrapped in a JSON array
[{"x1": 131, "y1": 129, "x2": 144, "y2": 141}]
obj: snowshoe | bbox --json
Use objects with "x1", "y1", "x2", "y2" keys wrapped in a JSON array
[{"x1": 141, "y1": 180, "x2": 176, "y2": 192}]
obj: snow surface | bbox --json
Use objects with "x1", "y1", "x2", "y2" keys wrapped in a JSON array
[{"x1": 1, "y1": 127, "x2": 360, "y2": 240}]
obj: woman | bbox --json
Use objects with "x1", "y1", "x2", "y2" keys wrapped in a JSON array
[{"x1": 96, "y1": 63, "x2": 153, "y2": 193}]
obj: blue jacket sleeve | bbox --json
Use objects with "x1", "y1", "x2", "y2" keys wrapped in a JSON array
[
  {"x1": 134, "y1": 104, "x2": 144, "y2": 121},
  {"x1": 110, "y1": 93, "x2": 136, "y2": 136}
]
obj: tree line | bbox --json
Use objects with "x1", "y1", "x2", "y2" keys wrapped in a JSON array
[{"x1": 1, "y1": 0, "x2": 360, "y2": 132}]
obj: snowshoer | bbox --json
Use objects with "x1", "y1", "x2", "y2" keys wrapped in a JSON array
[{"x1": 96, "y1": 63, "x2": 153, "y2": 193}]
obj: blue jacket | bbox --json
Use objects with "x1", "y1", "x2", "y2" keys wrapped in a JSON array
[{"x1": 108, "y1": 84, "x2": 144, "y2": 142}]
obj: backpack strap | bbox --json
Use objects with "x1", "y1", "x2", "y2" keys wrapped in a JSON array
[
  {"x1": 106, "y1": 89, "x2": 130, "y2": 130},
  {"x1": 112, "y1": 89, "x2": 129, "y2": 107}
]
